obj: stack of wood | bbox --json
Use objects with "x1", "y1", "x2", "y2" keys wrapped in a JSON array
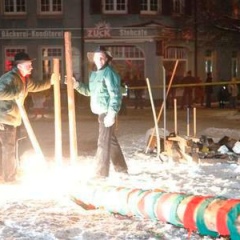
[
  {"x1": 198, "y1": 135, "x2": 240, "y2": 163},
  {"x1": 146, "y1": 128, "x2": 240, "y2": 164},
  {"x1": 165, "y1": 134, "x2": 200, "y2": 163}
]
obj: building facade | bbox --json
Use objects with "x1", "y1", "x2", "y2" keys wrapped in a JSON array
[{"x1": 0, "y1": 0, "x2": 239, "y2": 100}]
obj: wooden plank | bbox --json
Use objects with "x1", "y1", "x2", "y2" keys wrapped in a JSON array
[
  {"x1": 64, "y1": 31, "x2": 78, "y2": 164},
  {"x1": 53, "y1": 58, "x2": 62, "y2": 164},
  {"x1": 16, "y1": 99, "x2": 45, "y2": 162}
]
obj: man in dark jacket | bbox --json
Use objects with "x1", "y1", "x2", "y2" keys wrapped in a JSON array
[
  {"x1": 0, "y1": 52, "x2": 54, "y2": 182},
  {"x1": 71, "y1": 46, "x2": 128, "y2": 178},
  {"x1": 205, "y1": 72, "x2": 213, "y2": 108},
  {"x1": 180, "y1": 70, "x2": 196, "y2": 109}
]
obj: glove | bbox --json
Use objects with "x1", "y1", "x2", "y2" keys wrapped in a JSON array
[
  {"x1": 64, "y1": 76, "x2": 79, "y2": 89},
  {"x1": 104, "y1": 112, "x2": 115, "y2": 127}
]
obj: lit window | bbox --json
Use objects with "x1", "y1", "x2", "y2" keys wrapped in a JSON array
[
  {"x1": 103, "y1": 46, "x2": 145, "y2": 99},
  {"x1": 41, "y1": 47, "x2": 63, "y2": 80},
  {"x1": 103, "y1": 0, "x2": 127, "y2": 14},
  {"x1": 106, "y1": 45, "x2": 144, "y2": 59},
  {"x1": 164, "y1": 47, "x2": 187, "y2": 59},
  {"x1": 4, "y1": 0, "x2": 26, "y2": 14},
  {"x1": 101, "y1": 45, "x2": 144, "y2": 87},
  {"x1": 173, "y1": 0, "x2": 185, "y2": 15},
  {"x1": 4, "y1": 48, "x2": 27, "y2": 72},
  {"x1": 39, "y1": 0, "x2": 62, "y2": 14},
  {"x1": 141, "y1": 0, "x2": 160, "y2": 14}
]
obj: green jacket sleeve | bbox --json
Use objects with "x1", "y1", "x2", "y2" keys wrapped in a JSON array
[{"x1": 75, "y1": 82, "x2": 91, "y2": 96}]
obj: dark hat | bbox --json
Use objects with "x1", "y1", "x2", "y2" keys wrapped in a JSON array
[
  {"x1": 87, "y1": 46, "x2": 113, "y2": 63},
  {"x1": 14, "y1": 52, "x2": 35, "y2": 64}
]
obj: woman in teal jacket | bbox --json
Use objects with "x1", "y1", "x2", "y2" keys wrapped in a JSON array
[{"x1": 73, "y1": 46, "x2": 128, "y2": 178}]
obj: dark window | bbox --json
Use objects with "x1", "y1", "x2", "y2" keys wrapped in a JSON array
[{"x1": 4, "y1": 0, "x2": 26, "y2": 13}]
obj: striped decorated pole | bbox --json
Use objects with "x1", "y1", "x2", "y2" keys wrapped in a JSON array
[{"x1": 71, "y1": 184, "x2": 240, "y2": 239}]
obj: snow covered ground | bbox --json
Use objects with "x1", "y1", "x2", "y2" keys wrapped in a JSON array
[{"x1": 1, "y1": 104, "x2": 240, "y2": 240}]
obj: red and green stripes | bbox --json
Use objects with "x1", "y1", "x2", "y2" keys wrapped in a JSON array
[{"x1": 72, "y1": 184, "x2": 240, "y2": 239}]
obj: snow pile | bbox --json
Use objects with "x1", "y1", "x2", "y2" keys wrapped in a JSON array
[
  {"x1": 1, "y1": 108, "x2": 240, "y2": 239},
  {"x1": 0, "y1": 132, "x2": 240, "y2": 239}
]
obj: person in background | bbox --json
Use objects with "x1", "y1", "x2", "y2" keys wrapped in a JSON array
[
  {"x1": 119, "y1": 80, "x2": 128, "y2": 115},
  {"x1": 228, "y1": 77, "x2": 239, "y2": 109},
  {"x1": 134, "y1": 79, "x2": 145, "y2": 109},
  {"x1": 194, "y1": 76, "x2": 204, "y2": 107},
  {"x1": 218, "y1": 85, "x2": 229, "y2": 108},
  {"x1": 69, "y1": 46, "x2": 128, "y2": 178},
  {"x1": 180, "y1": 70, "x2": 196, "y2": 109},
  {"x1": 0, "y1": 52, "x2": 55, "y2": 182},
  {"x1": 119, "y1": 72, "x2": 130, "y2": 115},
  {"x1": 205, "y1": 72, "x2": 213, "y2": 108}
]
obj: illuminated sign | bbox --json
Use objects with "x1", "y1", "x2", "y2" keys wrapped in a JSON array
[
  {"x1": 119, "y1": 29, "x2": 147, "y2": 37},
  {"x1": 0, "y1": 23, "x2": 161, "y2": 40},
  {"x1": 0, "y1": 30, "x2": 64, "y2": 39},
  {"x1": 86, "y1": 21, "x2": 152, "y2": 39},
  {"x1": 86, "y1": 22, "x2": 111, "y2": 38}
]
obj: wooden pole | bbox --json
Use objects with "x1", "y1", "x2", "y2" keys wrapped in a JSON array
[
  {"x1": 162, "y1": 66, "x2": 166, "y2": 153},
  {"x1": 145, "y1": 60, "x2": 179, "y2": 153},
  {"x1": 16, "y1": 99, "x2": 45, "y2": 161},
  {"x1": 157, "y1": 60, "x2": 179, "y2": 122},
  {"x1": 187, "y1": 108, "x2": 190, "y2": 137},
  {"x1": 53, "y1": 58, "x2": 62, "y2": 165},
  {"x1": 193, "y1": 107, "x2": 196, "y2": 137},
  {"x1": 72, "y1": 184, "x2": 240, "y2": 239},
  {"x1": 174, "y1": 98, "x2": 178, "y2": 134},
  {"x1": 64, "y1": 31, "x2": 78, "y2": 164},
  {"x1": 146, "y1": 78, "x2": 161, "y2": 158}
]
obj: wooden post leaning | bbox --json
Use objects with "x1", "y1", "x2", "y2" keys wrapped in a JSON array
[
  {"x1": 146, "y1": 78, "x2": 161, "y2": 158},
  {"x1": 145, "y1": 60, "x2": 179, "y2": 153},
  {"x1": 16, "y1": 99, "x2": 45, "y2": 162},
  {"x1": 64, "y1": 31, "x2": 78, "y2": 165}
]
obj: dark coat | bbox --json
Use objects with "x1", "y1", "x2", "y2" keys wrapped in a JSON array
[
  {"x1": 0, "y1": 66, "x2": 51, "y2": 126},
  {"x1": 205, "y1": 76, "x2": 213, "y2": 94}
]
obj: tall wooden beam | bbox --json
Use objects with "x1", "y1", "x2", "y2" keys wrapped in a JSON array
[
  {"x1": 53, "y1": 58, "x2": 62, "y2": 164},
  {"x1": 64, "y1": 31, "x2": 78, "y2": 164}
]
